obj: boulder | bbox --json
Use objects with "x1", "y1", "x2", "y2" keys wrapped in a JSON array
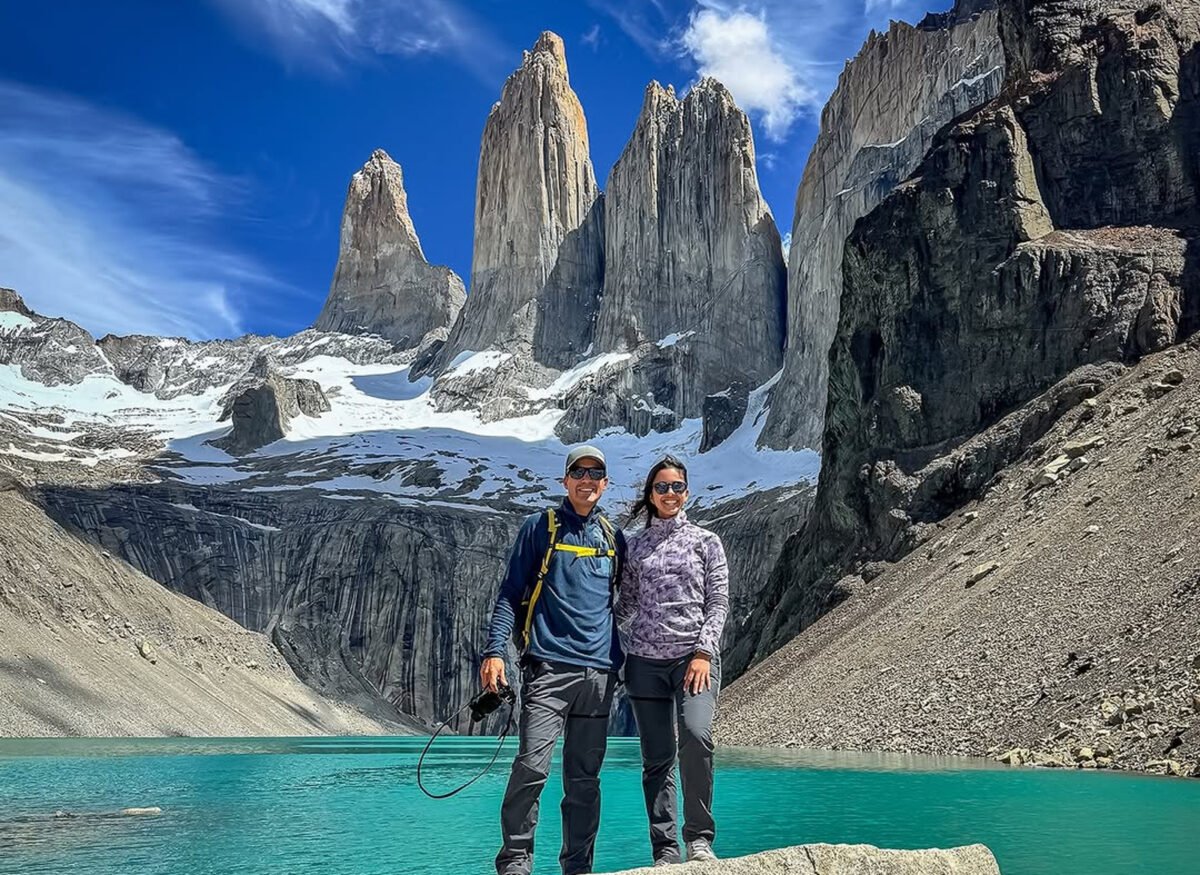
[
  {"x1": 1063, "y1": 436, "x2": 1103, "y2": 458},
  {"x1": 211, "y1": 356, "x2": 331, "y2": 455},
  {"x1": 701, "y1": 384, "x2": 750, "y2": 452},
  {"x1": 604, "y1": 843, "x2": 1001, "y2": 874},
  {"x1": 965, "y1": 562, "x2": 1001, "y2": 588}
]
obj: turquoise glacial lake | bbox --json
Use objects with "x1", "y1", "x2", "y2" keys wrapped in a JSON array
[{"x1": 1, "y1": 737, "x2": 1197, "y2": 874}]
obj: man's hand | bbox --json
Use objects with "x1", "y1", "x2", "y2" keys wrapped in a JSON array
[
  {"x1": 480, "y1": 656, "x2": 507, "y2": 693},
  {"x1": 684, "y1": 654, "x2": 711, "y2": 695}
]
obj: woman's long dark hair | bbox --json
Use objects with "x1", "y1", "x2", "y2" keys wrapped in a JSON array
[{"x1": 628, "y1": 455, "x2": 689, "y2": 528}]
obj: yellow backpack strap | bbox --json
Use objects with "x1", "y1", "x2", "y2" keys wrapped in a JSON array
[
  {"x1": 521, "y1": 509, "x2": 558, "y2": 651},
  {"x1": 555, "y1": 543, "x2": 597, "y2": 556}
]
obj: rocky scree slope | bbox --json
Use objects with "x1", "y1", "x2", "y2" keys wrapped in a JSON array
[
  {"x1": 0, "y1": 473, "x2": 405, "y2": 736},
  {"x1": 723, "y1": 0, "x2": 1200, "y2": 775},
  {"x1": 720, "y1": 342, "x2": 1200, "y2": 777},
  {"x1": 733, "y1": 0, "x2": 1200, "y2": 673}
]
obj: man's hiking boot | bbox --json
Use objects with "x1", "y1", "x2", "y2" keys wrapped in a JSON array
[{"x1": 685, "y1": 839, "x2": 717, "y2": 862}]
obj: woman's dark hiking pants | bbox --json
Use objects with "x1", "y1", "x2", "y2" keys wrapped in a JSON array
[
  {"x1": 495, "y1": 660, "x2": 617, "y2": 875},
  {"x1": 625, "y1": 653, "x2": 720, "y2": 864}
]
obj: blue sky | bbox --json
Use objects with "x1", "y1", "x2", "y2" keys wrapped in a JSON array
[{"x1": 0, "y1": 0, "x2": 945, "y2": 341}]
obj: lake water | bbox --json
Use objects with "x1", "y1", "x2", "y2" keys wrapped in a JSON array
[{"x1": 1, "y1": 737, "x2": 1197, "y2": 874}]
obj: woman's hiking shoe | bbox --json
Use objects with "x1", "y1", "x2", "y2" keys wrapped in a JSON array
[{"x1": 685, "y1": 839, "x2": 717, "y2": 861}]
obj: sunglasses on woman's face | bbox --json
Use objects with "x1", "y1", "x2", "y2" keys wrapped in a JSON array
[
  {"x1": 568, "y1": 466, "x2": 607, "y2": 481},
  {"x1": 653, "y1": 481, "x2": 687, "y2": 495}
]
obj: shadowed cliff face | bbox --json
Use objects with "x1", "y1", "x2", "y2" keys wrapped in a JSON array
[
  {"x1": 732, "y1": 0, "x2": 1200, "y2": 673},
  {"x1": 532, "y1": 196, "x2": 607, "y2": 369},
  {"x1": 39, "y1": 483, "x2": 521, "y2": 731},
  {"x1": 762, "y1": 0, "x2": 1005, "y2": 452},
  {"x1": 37, "y1": 474, "x2": 795, "y2": 731}
]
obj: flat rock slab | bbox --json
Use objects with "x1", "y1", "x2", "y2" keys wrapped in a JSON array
[{"x1": 605, "y1": 843, "x2": 1000, "y2": 874}]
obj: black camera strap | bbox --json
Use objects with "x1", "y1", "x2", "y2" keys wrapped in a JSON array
[{"x1": 416, "y1": 696, "x2": 518, "y2": 800}]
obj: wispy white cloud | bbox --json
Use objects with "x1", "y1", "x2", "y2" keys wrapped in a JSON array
[
  {"x1": 595, "y1": 0, "x2": 939, "y2": 143},
  {"x1": 209, "y1": 0, "x2": 509, "y2": 82},
  {"x1": 682, "y1": 8, "x2": 815, "y2": 140},
  {"x1": 0, "y1": 81, "x2": 287, "y2": 340},
  {"x1": 582, "y1": 23, "x2": 603, "y2": 50},
  {"x1": 587, "y1": 0, "x2": 676, "y2": 57},
  {"x1": 763, "y1": 0, "x2": 940, "y2": 101},
  {"x1": 864, "y1": 0, "x2": 911, "y2": 13}
]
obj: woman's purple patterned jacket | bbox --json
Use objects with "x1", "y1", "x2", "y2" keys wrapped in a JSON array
[{"x1": 615, "y1": 510, "x2": 729, "y2": 660}]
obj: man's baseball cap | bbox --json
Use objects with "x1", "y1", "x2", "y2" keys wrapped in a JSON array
[{"x1": 565, "y1": 444, "x2": 606, "y2": 473}]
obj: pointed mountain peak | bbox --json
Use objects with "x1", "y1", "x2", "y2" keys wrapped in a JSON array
[
  {"x1": 642, "y1": 80, "x2": 674, "y2": 104},
  {"x1": 348, "y1": 149, "x2": 422, "y2": 260},
  {"x1": 313, "y1": 152, "x2": 465, "y2": 349},
  {"x1": 529, "y1": 31, "x2": 567, "y2": 70},
  {"x1": 0, "y1": 288, "x2": 34, "y2": 316},
  {"x1": 690, "y1": 76, "x2": 732, "y2": 101},
  {"x1": 433, "y1": 23, "x2": 599, "y2": 369},
  {"x1": 594, "y1": 63, "x2": 785, "y2": 414}
]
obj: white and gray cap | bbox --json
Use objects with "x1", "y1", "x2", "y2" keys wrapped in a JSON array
[{"x1": 564, "y1": 444, "x2": 606, "y2": 473}]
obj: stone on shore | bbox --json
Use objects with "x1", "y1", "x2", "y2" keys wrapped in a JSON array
[{"x1": 604, "y1": 842, "x2": 1001, "y2": 874}]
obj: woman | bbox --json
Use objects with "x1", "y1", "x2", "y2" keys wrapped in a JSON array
[{"x1": 616, "y1": 455, "x2": 729, "y2": 867}]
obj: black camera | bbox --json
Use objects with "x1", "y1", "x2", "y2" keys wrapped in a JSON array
[{"x1": 469, "y1": 683, "x2": 516, "y2": 723}]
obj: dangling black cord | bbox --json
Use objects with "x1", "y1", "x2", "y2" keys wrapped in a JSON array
[{"x1": 417, "y1": 697, "x2": 519, "y2": 799}]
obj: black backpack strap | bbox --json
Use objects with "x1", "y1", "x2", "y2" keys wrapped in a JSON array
[{"x1": 597, "y1": 514, "x2": 620, "y2": 592}]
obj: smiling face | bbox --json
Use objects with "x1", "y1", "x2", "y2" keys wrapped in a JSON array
[
  {"x1": 650, "y1": 466, "x2": 688, "y2": 519},
  {"x1": 562, "y1": 457, "x2": 608, "y2": 516}
]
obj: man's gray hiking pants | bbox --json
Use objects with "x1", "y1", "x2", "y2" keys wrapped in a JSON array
[
  {"x1": 625, "y1": 653, "x2": 720, "y2": 864},
  {"x1": 496, "y1": 660, "x2": 617, "y2": 875}
]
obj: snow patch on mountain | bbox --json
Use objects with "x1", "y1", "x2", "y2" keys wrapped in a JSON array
[{"x1": 0, "y1": 346, "x2": 818, "y2": 511}]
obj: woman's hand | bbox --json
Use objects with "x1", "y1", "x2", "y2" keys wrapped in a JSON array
[{"x1": 683, "y1": 654, "x2": 712, "y2": 695}]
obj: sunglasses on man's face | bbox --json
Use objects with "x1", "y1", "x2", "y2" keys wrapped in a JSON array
[
  {"x1": 568, "y1": 466, "x2": 607, "y2": 481},
  {"x1": 653, "y1": 481, "x2": 688, "y2": 495}
]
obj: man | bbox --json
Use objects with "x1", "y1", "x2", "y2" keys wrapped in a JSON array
[{"x1": 481, "y1": 445, "x2": 625, "y2": 875}]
